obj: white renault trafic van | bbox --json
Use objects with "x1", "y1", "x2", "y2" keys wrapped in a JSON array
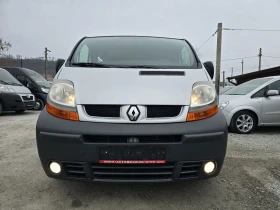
[{"x1": 36, "y1": 36, "x2": 228, "y2": 182}]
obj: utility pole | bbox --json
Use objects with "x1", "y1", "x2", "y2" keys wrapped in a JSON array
[
  {"x1": 215, "y1": 23, "x2": 223, "y2": 96},
  {"x1": 258, "y1": 48, "x2": 262, "y2": 71},
  {"x1": 20, "y1": 58, "x2": 23, "y2": 67},
  {"x1": 231, "y1": 67, "x2": 233, "y2": 77},
  {"x1": 222, "y1": 71, "x2": 225, "y2": 87},
  {"x1": 44, "y1": 47, "x2": 51, "y2": 79},
  {"x1": 241, "y1": 59, "x2": 244, "y2": 75}
]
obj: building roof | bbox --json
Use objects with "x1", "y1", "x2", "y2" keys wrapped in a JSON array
[{"x1": 227, "y1": 66, "x2": 280, "y2": 85}]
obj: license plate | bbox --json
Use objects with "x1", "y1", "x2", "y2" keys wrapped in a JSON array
[
  {"x1": 99, "y1": 160, "x2": 166, "y2": 164},
  {"x1": 99, "y1": 147, "x2": 166, "y2": 164}
]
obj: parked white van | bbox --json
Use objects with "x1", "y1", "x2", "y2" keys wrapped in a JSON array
[{"x1": 36, "y1": 36, "x2": 228, "y2": 182}]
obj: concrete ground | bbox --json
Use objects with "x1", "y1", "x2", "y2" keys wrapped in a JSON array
[{"x1": 0, "y1": 111, "x2": 279, "y2": 210}]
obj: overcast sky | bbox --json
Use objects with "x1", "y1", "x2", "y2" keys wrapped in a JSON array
[{"x1": 1, "y1": 0, "x2": 280, "y2": 78}]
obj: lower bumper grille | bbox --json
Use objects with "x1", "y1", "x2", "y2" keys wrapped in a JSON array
[
  {"x1": 83, "y1": 135, "x2": 182, "y2": 144},
  {"x1": 63, "y1": 162, "x2": 87, "y2": 179},
  {"x1": 180, "y1": 162, "x2": 202, "y2": 179},
  {"x1": 91, "y1": 163, "x2": 175, "y2": 180},
  {"x1": 22, "y1": 96, "x2": 34, "y2": 101},
  {"x1": 24, "y1": 101, "x2": 35, "y2": 107}
]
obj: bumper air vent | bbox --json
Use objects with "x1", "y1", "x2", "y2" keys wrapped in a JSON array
[
  {"x1": 63, "y1": 162, "x2": 87, "y2": 179},
  {"x1": 179, "y1": 161, "x2": 202, "y2": 179},
  {"x1": 91, "y1": 162, "x2": 175, "y2": 181}
]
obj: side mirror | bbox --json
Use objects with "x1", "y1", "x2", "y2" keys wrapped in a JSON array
[
  {"x1": 27, "y1": 83, "x2": 36, "y2": 90},
  {"x1": 266, "y1": 90, "x2": 279, "y2": 97},
  {"x1": 56, "y1": 59, "x2": 65, "y2": 73},
  {"x1": 203, "y1": 61, "x2": 214, "y2": 79}
]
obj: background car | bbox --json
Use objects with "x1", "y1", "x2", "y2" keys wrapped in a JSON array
[
  {"x1": 0, "y1": 68, "x2": 35, "y2": 114},
  {"x1": 219, "y1": 76, "x2": 280, "y2": 134},
  {"x1": 1, "y1": 67, "x2": 50, "y2": 110},
  {"x1": 219, "y1": 86, "x2": 234, "y2": 95}
]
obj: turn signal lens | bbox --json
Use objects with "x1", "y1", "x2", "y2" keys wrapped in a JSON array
[
  {"x1": 46, "y1": 103, "x2": 79, "y2": 121},
  {"x1": 187, "y1": 104, "x2": 218, "y2": 121}
]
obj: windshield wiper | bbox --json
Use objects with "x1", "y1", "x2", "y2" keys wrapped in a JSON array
[
  {"x1": 71, "y1": 62, "x2": 116, "y2": 68},
  {"x1": 7, "y1": 82, "x2": 22, "y2": 86},
  {"x1": 122, "y1": 65, "x2": 161, "y2": 69},
  {"x1": 71, "y1": 62, "x2": 161, "y2": 69},
  {"x1": 0, "y1": 80, "x2": 9, "y2": 85},
  {"x1": 0, "y1": 80, "x2": 22, "y2": 86}
]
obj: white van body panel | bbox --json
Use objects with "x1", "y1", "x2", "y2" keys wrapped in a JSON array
[
  {"x1": 58, "y1": 67, "x2": 209, "y2": 106},
  {"x1": 6, "y1": 85, "x2": 31, "y2": 94}
]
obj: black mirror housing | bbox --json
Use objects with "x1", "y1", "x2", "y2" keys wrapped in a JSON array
[
  {"x1": 56, "y1": 59, "x2": 65, "y2": 73},
  {"x1": 203, "y1": 61, "x2": 214, "y2": 79}
]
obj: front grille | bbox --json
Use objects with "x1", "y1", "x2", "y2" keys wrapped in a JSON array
[
  {"x1": 22, "y1": 95, "x2": 34, "y2": 101},
  {"x1": 83, "y1": 105, "x2": 182, "y2": 118},
  {"x1": 180, "y1": 162, "x2": 202, "y2": 179},
  {"x1": 84, "y1": 105, "x2": 120, "y2": 117},
  {"x1": 63, "y1": 162, "x2": 87, "y2": 179},
  {"x1": 83, "y1": 135, "x2": 182, "y2": 144},
  {"x1": 147, "y1": 105, "x2": 182, "y2": 118},
  {"x1": 91, "y1": 162, "x2": 175, "y2": 180}
]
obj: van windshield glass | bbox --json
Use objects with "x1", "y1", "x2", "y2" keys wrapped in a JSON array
[
  {"x1": 23, "y1": 68, "x2": 50, "y2": 88},
  {"x1": 224, "y1": 78, "x2": 272, "y2": 95},
  {"x1": 0, "y1": 69, "x2": 22, "y2": 86},
  {"x1": 71, "y1": 37, "x2": 198, "y2": 69}
]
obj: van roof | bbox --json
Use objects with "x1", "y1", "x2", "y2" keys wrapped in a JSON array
[{"x1": 82, "y1": 35, "x2": 186, "y2": 41}]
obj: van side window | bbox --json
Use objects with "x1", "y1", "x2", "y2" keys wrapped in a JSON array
[
  {"x1": 268, "y1": 80, "x2": 280, "y2": 93},
  {"x1": 17, "y1": 75, "x2": 27, "y2": 86},
  {"x1": 251, "y1": 87, "x2": 267, "y2": 98}
]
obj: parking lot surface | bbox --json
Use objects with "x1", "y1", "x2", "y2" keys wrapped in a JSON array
[{"x1": 0, "y1": 111, "x2": 280, "y2": 210}]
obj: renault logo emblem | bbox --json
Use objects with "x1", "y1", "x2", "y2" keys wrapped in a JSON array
[{"x1": 127, "y1": 105, "x2": 140, "y2": 121}]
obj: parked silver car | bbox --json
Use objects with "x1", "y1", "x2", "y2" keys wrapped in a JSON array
[{"x1": 219, "y1": 76, "x2": 280, "y2": 134}]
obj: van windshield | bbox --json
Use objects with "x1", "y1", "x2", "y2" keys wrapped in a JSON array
[
  {"x1": 0, "y1": 69, "x2": 22, "y2": 86},
  {"x1": 23, "y1": 68, "x2": 51, "y2": 88},
  {"x1": 71, "y1": 37, "x2": 198, "y2": 69},
  {"x1": 224, "y1": 78, "x2": 272, "y2": 95}
]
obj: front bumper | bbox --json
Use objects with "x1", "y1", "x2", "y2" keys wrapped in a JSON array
[
  {"x1": 36, "y1": 109, "x2": 228, "y2": 182},
  {"x1": 0, "y1": 93, "x2": 25, "y2": 112},
  {"x1": 23, "y1": 101, "x2": 35, "y2": 109}
]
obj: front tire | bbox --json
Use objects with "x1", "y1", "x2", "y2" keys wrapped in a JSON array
[
  {"x1": 230, "y1": 111, "x2": 257, "y2": 134},
  {"x1": 34, "y1": 99, "x2": 44, "y2": 111}
]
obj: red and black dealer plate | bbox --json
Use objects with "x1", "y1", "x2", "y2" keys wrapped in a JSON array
[{"x1": 99, "y1": 147, "x2": 166, "y2": 164}]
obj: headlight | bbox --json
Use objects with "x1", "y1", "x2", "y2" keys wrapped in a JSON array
[
  {"x1": 187, "y1": 82, "x2": 218, "y2": 121},
  {"x1": 41, "y1": 87, "x2": 49, "y2": 93},
  {"x1": 219, "y1": 101, "x2": 229, "y2": 110},
  {"x1": 0, "y1": 85, "x2": 15, "y2": 93},
  {"x1": 46, "y1": 80, "x2": 79, "y2": 121}
]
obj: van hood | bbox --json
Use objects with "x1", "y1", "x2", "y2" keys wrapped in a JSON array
[
  {"x1": 58, "y1": 67, "x2": 209, "y2": 105},
  {"x1": 7, "y1": 85, "x2": 31, "y2": 94}
]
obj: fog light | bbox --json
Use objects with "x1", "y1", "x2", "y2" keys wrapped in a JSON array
[
  {"x1": 204, "y1": 161, "x2": 216, "y2": 174},
  {"x1": 49, "y1": 162, "x2": 61, "y2": 174}
]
